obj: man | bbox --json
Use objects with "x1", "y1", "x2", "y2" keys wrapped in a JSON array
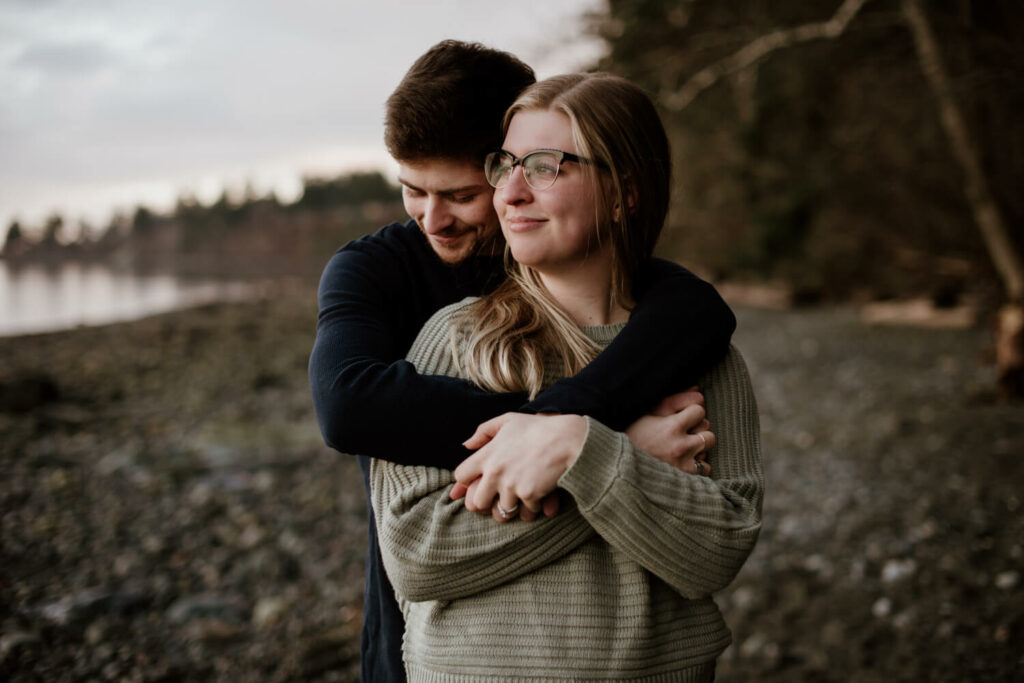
[{"x1": 309, "y1": 40, "x2": 735, "y2": 682}]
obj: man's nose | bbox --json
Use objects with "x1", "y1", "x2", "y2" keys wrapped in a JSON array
[{"x1": 422, "y1": 196, "x2": 453, "y2": 234}]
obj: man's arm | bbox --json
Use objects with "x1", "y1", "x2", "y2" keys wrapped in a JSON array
[
  {"x1": 308, "y1": 225, "x2": 525, "y2": 469},
  {"x1": 311, "y1": 234, "x2": 733, "y2": 468},
  {"x1": 526, "y1": 259, "x2": 735, "y2": 430}
]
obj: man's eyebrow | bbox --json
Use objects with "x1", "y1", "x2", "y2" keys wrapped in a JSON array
[
  {"x1": 440, "y1": 184, "x2": 485, "y2": 196},
  {"x1": 397, "y1": 178, "x2": 484, "y2": 196},
  {"x1": 397, "y1": 176, "x2": 422, "y2": 193}
]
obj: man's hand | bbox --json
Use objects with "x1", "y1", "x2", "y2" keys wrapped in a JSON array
[
  {"x1": 452, "y1": 413, "x2": 586, "y2": 523},
  {"x1": 626, "y1": 387, "x2": 716, "y2": 475}
]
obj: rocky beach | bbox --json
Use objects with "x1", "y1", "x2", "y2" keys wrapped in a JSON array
[{"x1": 1, "y1": 285, "x2": 1022, "y2": 682}]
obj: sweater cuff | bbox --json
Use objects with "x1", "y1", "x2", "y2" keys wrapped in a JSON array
[{"x1": 557, "y1": 416, "x2": 626, "y2": 510}]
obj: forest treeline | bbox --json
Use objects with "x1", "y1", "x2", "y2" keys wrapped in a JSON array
[
  {"x1": 4, "y1": 0, "x2": 1022, "y2": 307},
  {"x1": 589, "y1": 0, "x2": 1022, "y2": 307},
  {"x1": 1, "y1": 172, "x2": 403, "y2": 278}
]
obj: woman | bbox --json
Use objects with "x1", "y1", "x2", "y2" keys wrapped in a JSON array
[{"x1": 371, "y1": 73, "x2": 763, "y2": 682}]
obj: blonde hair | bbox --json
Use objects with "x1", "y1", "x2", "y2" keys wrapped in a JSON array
[{"x1": 457, "y1": 73, "x2": 671, "y2": 398}]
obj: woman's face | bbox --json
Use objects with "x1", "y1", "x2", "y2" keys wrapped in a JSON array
[{"x1": 493, "y1": 109, "x2": 608, "y2": 274}]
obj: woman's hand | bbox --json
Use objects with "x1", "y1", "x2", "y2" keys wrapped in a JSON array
[
  {"x1": 450, "y1": 478, "x2": 561, "y2": 522},
  {"x1": 453, "y1": 413, "x2": 587, "y2": 522},
  {"x1": 626, "y1": 387, "x2": 715, "y2": 475}
]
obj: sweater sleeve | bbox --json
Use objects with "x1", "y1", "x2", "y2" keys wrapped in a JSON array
[
  {"x1": 557, "y1": 346, "x2": 763, "y2": 600},
  {"x1": 371, "y1": 301, "x2": 597, "y2": 602},
  {"x1": 525, "y1": 259, "x2": 736, "y2": 430},
  {"x1": 308, "y1": 230, "x2": 526, "y2": 468},
  {"x1": 372, "y1": 462, "x2": 596, "y2": 602}
]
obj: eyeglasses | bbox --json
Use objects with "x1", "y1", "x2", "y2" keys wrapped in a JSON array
[{"x1": 483, "y1": 149, "x2": 604, "y2": 191}]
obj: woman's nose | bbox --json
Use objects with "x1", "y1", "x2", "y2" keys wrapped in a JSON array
[{"x1": 496, "y1": 165, "x2": 531, "y2": 205}]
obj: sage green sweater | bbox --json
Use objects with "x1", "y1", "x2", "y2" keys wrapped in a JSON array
[{"x1": 371, "y1": 298, "x2": 763, "y2": 682}]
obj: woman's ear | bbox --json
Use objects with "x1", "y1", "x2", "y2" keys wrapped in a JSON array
[{"x1": 613, "y1": 180, "x2": 639, "y2": 222}]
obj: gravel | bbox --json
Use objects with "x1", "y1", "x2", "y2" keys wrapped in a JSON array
[{"x1": 1, "y1": 291, "x2": 1021, "y2": 682}]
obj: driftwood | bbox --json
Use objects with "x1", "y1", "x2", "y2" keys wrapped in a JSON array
[
  {"x1": 860, "y1": 299, "x2": 976, "y2": 329},
  {"x1": 995, "y1": 305, "x2": 1024, "y2": 400}
]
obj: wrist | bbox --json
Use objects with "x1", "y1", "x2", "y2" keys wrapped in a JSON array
[{"x1": 557, "y1": 415, "x2": 588, "y2": 469}]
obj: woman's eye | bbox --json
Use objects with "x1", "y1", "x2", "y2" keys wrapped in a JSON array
[{"x1": 532, "y1": 163, "x2": 557, "y2": 178}]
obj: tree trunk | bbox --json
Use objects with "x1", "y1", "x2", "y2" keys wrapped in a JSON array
[{"x1": 902, "y1": 0, "x2": 1024, "y2": 399}]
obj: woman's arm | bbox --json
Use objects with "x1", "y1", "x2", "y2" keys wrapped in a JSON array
[
  {"x1": 375, "y1": 347, "x2": 760, "y2": 603},
  {"x1": 558, "y1": 347, "x2": 763, "y2": 599},
  {"x1": 371, "y1": 459, "x2": 596, "y2": 603}
]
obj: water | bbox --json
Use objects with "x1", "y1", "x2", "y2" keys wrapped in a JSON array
[{"x1": 0, "y1": 261, "x2": 257, "y2": 337}]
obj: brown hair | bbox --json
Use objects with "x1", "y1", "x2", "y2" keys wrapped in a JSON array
[
  {"x1": 384, "y1": 40, "x2": 535, "y2": 165},
  {"x1": 458, "y1": 73, "x2": 672, "y2": 397}
]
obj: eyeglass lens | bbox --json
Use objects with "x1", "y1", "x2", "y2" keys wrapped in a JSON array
[{"x1": 487, "y1": 151, "x2": 562, "y2": 190}]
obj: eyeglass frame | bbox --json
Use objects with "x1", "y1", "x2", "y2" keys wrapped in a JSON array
[{"x1": 483, "y1": 148, "x2": 608, "y2": 191}]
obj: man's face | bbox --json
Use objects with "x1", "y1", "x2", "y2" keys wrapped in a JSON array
[{"x1": 398, "y1": 158, "x2": 501, "y2": 264}]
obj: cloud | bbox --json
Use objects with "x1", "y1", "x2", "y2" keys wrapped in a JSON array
[
  {"x1": 13, "y1": 39, "x2": 117, "y2": 75},
  {"x1": 0, "y1": 0, "x2": 605, "y2": 229}
]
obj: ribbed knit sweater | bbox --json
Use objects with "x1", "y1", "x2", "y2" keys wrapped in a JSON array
[{"x1": 371, "y1": 298, "x2": 763, "y2": 682}]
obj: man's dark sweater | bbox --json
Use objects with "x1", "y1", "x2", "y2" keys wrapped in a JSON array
[{"x1": 308, "y1": 220, "x2": 736, "y2": 683}]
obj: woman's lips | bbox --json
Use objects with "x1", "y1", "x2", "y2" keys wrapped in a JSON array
[{"x1": 505, "y1": 216, "x2": 545, "y2": 232}]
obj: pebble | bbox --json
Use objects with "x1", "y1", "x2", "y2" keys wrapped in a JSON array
[
  {"x1": 167, "y1": 594, "x2": 247, "y2": 625},
  {"x1": 184, "y1": 618, "x2": 242, "y2": 643},
  {"x1": 881, "y1": 558, "x2": 917, "y2": 583},
  {"x1": 739, "y1": 633, "x2": 780, "y2": 668},
  {"x1": 96, "y1": 449, "x2": 135, "y2": 475},
  {"x1": 872, "y1": 597, "x2": 893, "y2": 618},
  {"x1": 298, "y1": 628, "x2": 359, "y2": 677},
  {"x1": 803, "y1": 554, "x2": 833, "y2": 578},
  {"x1": 820, "y1": 620, "x2": 845, "y2": 648},
  {"x1": 995, "y1": 571, "x2": 1019, "y2": 590},
  {"x1": 729, "y1": 585, "x2": 759, "y2": 612},
  {"x1": 0, "y1": 631, "x2": 41, "y2": 657},
  {"x1": 39, "y1": 589, "x2": 146, "y2": 626},
  {"x1": 253, "y1": 596, "x2": 288, "y2": 628},
  {"x1": 893, "y1": 609, "x2": 915, "y2": 630}
]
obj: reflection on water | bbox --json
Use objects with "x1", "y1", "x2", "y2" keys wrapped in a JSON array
[{"x1": 0, "y1": 262, "x2": 257, "y2": 337}]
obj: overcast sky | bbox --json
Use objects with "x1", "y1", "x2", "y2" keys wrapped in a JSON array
[{"x1": 0, "y1": 0, "x2": 605, "y2": 238}]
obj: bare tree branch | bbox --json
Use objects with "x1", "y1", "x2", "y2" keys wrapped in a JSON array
[
  {"x1": 663, "y1": 0, "x2": 871, "y2": 111},
  {"x1": 902, "y1": 0, "x2": 1024, "y2": 302}
]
